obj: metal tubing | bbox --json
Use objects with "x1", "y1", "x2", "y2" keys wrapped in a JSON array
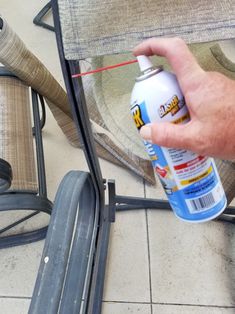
[
  {"x1": 86, "y1": 205, "x2": 111, "y2": 314},
  {"x1": 0, "y1": 66, "x2": 17, "y2": 78},
  {"x1": 32, "y1": 94, "x2": 46, "y2": 135},
  {"x1": 0, "y1": 227, "x2": 48, "y2": 249},
  {"x1": 33, "y1": 2, "x2": 54, "y2": 32},
  {"x1": 31, "y1": 89, "x2": 47, "y2": 197},
  {"x1": 114, "y1": 194, "x2": 235, "y2": 224},
  {"x1": 115, "y1": 195, "x2": 171, "y2": 209},
  {"x1": 0, "y1": 193, "x2": 52, "y2": 248},
  {"x1": 38, "y1": 94, "x2": 46, "y2": 130},
  {"x1": 51, "y1": 3, "x2": 109, "y2": 313},
  {"x1": 0, "y1": 211, "x2": 39, "y2": 235},
  {"x1": 0, "y1": 193, "x2": 52, "y2": 213}
]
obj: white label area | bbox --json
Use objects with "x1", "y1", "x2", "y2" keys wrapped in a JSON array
[
  {"x1": 163, "y1": 148, "x2": 213, "y2": 188},
  {"x1": 185, "y1": 182, "x2": 224, "y2": 213}
]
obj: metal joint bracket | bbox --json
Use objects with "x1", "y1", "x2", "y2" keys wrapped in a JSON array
[{"x1": 107, "y1": 180, "x2": 116, "y2": 223}]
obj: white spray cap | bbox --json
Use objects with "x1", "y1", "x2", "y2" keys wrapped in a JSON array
[{"x1": 137, "y1": 55, "x2": 154, "y2": 72}]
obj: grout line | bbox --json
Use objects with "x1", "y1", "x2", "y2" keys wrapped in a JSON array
[
  {"x1": 2, "y1": 297, "x2": 233, "y2": 309},
  {"x1": 143, "y1": 178, "x2": 153, "y2": 314},
  {"x1": 102, "y1": 300, "x2": 150, "y2": 305},
  {"x1": 153, "y1": 303, "x2": 235, "y2": 309},
  {"x1": 0, "y1": 296, "x2": 31, "y2": 300},
  {"x1": 102, "y1": 300, "x2": 235, "y2": 309}
]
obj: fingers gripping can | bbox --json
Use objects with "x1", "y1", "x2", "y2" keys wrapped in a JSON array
[{"x1": 130, "y1": 55, "x2": 227, "y2": 222}]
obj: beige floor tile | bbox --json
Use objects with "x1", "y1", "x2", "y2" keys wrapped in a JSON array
[
  {"x1": 103, "y1": 209, "x2": 150, "y2": 302},
  {"x1": 145, "y1": 176, "x2": 168, "y2": 201},
  {"x1": 0, "y1": 241, "x2": 43, "y2": 297},
  {"x1": 146, "y1": 182, "x2": 235, "y2": 306},
  {"x1": 99, "y1": 157, "x2": 144, "y2": 197},
  {"x1": 99, "y1": 147, "x2": 150, "y2": 303},
  {"x1": 102, "y1": 302, "x2": 151, "y2": 314},
  {"x1": 102, "y1": 165, "x2": 150, "y2": 302},
  {"x1": 152, "y1": 304, "x2": 235, "y2": 314},
  {"x1": 0, "y1": 298, "x2": 30, "y2": 314},
  {"x1": 0, "y1": 211, "x2": 49, "y2": 238}
]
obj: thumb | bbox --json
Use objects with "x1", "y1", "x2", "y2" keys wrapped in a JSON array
[{"x1": 140, "y1": 122, "x2": 191, "y2": 149}]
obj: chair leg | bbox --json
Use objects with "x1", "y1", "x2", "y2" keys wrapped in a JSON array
[{"x1": 107, "y1": 180, "x2": 235, "y2": 224}]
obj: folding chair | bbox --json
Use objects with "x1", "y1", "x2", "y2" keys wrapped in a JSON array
[
  {"x1": 29, "y1": 1, "x2": 235, "y2": 313},
  {"x1": 0, "y1": 66, "x2": 52, "y2": 248}
]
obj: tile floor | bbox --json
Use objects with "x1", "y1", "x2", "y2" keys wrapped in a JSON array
[{"x1": 1, "y1": 1, "x2": 235, "y2": 313}]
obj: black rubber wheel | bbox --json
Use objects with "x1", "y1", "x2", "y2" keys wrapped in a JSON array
[
  {"x1": 0, "y1": 158, "x2": 12, "y2": 192},
  {"x1": 29, "y1": 170, "x2": 96, "y2": 314}
]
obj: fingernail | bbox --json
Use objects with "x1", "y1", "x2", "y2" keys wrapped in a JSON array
[{"x1": 140, "y1": 125, "x2": 152, "y2": 140}]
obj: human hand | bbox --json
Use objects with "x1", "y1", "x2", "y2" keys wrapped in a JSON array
[{"x1": 133, "y1": 38, "x2": 235, "y2": 160}]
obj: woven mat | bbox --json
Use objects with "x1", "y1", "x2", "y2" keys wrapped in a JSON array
[{"x1": 58, "y1": 0, "x2": 235, "y2": 60}]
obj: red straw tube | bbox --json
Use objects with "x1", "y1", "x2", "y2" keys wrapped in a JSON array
[{"x1": 72, "y1": 59, "x2": 138, "y2": 78}]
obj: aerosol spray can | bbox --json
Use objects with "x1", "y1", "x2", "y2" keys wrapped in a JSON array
[{"x1": 130, "y1": 55, "x2": 227, "y2": 222}]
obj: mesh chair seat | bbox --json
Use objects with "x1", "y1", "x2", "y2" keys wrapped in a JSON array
[
  {"x1": 0, "y1": 76, "x2": 37, "y2": 191},
  {"x1": 58, "y1": 0, "x2": 235, "y2": 60}
]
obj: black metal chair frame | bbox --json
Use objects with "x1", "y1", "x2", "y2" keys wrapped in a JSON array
[
  {"x1": 29, "y1": 2, "x2": 235, "y2": 313},
  {"x1": 33, "y1": 2, "x2": 54, "y2": 32},
  {"x1": 0, "y1": 67, "x2": 52, "y2": 249}
]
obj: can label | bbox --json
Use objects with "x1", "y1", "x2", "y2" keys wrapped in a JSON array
[{"x1": 131, "y1": 100, "x2": 227, "y2": 222}]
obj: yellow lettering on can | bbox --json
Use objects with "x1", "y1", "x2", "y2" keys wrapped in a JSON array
[{"x1": 132, "y1": 105, "x2": 144, "y2": 129}]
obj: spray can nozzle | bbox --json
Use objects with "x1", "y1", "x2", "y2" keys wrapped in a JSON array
[
  {"x1": 135, "y1": 55, "x2": 163, "y2": 81},
  {"x1": 137, "y1": 55, "x2": 154, "y2": 73}
]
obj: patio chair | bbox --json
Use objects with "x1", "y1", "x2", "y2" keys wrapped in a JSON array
[
  {"x1": 29, "y1": 1, "x2": 235, "y2": 313},
  {"x1": 0, "y1": 66, "x2": 52, "y2": 248}
]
